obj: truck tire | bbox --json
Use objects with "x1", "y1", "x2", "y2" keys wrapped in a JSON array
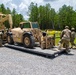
[
  {"x1": 23, "y1": 34, "x2": 35, "y2": 48},
  {"x1": 0, "y1": 39, "x2": 2, "y2": 47},
  {"x1": 7, "y1": 35, "x2": 14, "y2": 44}
]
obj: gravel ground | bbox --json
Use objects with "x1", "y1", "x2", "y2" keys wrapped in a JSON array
[{"x1": 0, "y1": 47, "x2": 76, "y2": 75}]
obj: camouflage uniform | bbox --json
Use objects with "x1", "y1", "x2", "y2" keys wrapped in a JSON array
[
  {"x1": 58, "y1": 26, "x2": 71, "y2": 52},
  {"x1": 70, "y1": 28, "x2": 76, "y2": 48},
  {"x1": 40, "y1": 32, "x2": 54, "y2": 49}
]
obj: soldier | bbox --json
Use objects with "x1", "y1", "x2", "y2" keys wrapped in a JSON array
[
  {"x1": 58, "y1": 26, "x2": 71, "y2": 53},
  {"x1": 70, "y1": 28, "x2": 76, "y2": 48}
]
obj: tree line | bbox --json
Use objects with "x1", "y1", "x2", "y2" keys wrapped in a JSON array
[
  {"x1": 28, "y1": 2, "x2": 76, "y2": 30},
  {"x1": 0, "y1": 4, "x2": 24, "y2": 28},
  {"x1": 0, "y1": 3, "x2": 76, "y2": 31}
]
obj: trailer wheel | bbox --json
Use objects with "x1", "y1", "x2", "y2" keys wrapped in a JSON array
[
  {"x1": 7, "y1": 35, "x2": 14, "y2": 44},
  {"x1": 23, "y1": 34, "x2": 35, "y2": 48}
]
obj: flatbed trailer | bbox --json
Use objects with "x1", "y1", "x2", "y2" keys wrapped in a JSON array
[{"x1": 4, "y1": 44, "x2": 65, "y2": 58}]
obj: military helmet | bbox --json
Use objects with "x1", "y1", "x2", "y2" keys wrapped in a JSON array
[
  {"x1": 65, "y1": 26, "x2": 69, "y2": 29},
  {"x1": 71, "y1": 27, "x2": 75, "y2": 30}
]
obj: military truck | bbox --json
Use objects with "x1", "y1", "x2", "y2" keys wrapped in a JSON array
[
  {"x1": 7, "y1": 21, "x2": 55, "y2": 49},
  {"x1": 0, "y1": 12, "x2": 13, "y2": 46}
]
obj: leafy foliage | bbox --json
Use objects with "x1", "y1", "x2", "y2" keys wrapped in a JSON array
[
  {"x1": 0, "y1": 3, "x2": 76, "y2": 31},
  {"x1": 28, "y1": 3, "x2": 76, "y2": 31},
  {"x1": 0, "y1": 4, "x2": 25, "y2": 28}
]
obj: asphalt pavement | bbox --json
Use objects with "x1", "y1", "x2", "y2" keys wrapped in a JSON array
[{"x1": 0, "y1": 47, "x2": 76, "y2": 75}]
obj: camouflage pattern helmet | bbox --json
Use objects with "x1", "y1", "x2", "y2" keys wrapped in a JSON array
[
  {"x1": 65, "y1": 26, "x2": 69, "y2": 29},
  {"x1": 71, "y1": 27, "x2": 75, "y2": 30}
]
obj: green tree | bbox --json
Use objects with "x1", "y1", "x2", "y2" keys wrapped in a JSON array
[
  {"x1": 0, "y1": 4, "x2": 25, "y2": 28},
  {"x1": 12, "y1": 8, "x2": 17, "y2": 27},
  {"x1": 0, "y1": 4, "x2": 6, "y2": 14},
  {"x1": 6, "y1": 7, "x2": 11, "y2": 14},
  {"x1": 29, "y1": 3, "x2": 56, "y2": 30},
  {"x1": 49, "y1": 8, "x2": 56, "y2": 29},
  {"x1": 29, "y1": 2, "x2": 38, "y2": 22},
  {"x1": 59, "y1": 5, "x2": 74, "y2": 29},
  {"x1": 71, "y1": 11, "x2": 76, "y2": 30},
  {"x1": 28, "y1": 3, "x2": 76, "y2": 30}
]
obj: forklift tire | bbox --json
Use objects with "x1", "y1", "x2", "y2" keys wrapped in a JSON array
[
  {"x1": 23, "y1": 34, "x2": 35, "y2": 48},
  {"x1": 7, "y1": 35, "x2": 14, "y2": 44}
]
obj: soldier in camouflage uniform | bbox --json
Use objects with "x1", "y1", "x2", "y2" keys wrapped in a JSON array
[
  {"x1": 58, "y1": 26, "x2": 71, "y2": 53},
  {"x1": 70, "y1": 28, "x2": 76, "y2": 48}
]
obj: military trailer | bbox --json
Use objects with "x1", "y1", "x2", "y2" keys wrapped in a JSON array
[{"x1": 7, "y1": 21, "x2": 55, "y2": 49}]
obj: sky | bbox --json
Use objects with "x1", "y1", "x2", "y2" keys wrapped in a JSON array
[{"x1": 0, "y1": 0, "x2": 76, "y2": 20}]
